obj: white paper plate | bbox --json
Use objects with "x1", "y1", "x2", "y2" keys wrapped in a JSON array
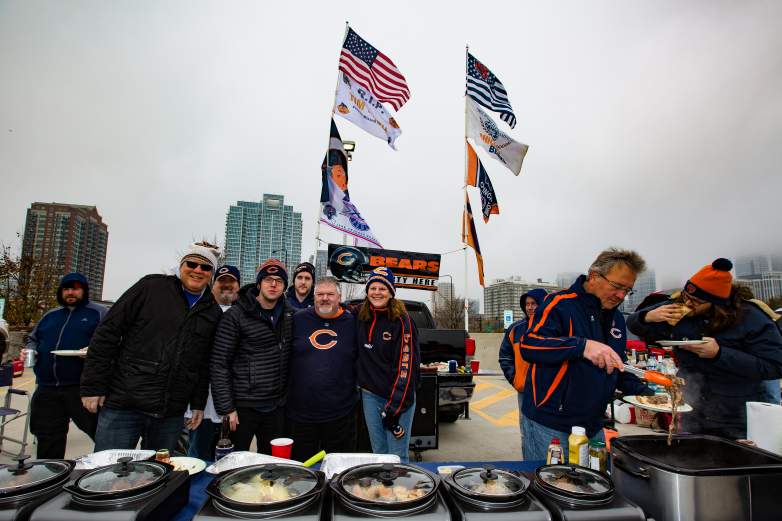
[
  {"x1": 169, "y1": 456, "x2": 206, "y2": 475},
  {"x1": 624, "y1": 395, "x2": 693, "y2": 413},
  {"x1": 52, "y1": 350, "x2": 88, "y2": 357},
  {"x1": 657, "y1": 340, "x2": 708, "y2": 347}
]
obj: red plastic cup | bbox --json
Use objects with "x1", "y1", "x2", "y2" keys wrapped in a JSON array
[
  {"x1": 465, "y1": 338, "x2": 476, "y2": 357},
  {"x1": 270, "y1": 438, "x2": 293, "y2": 459},
  {"x1": 470, "y1": 359, "x2": 480, "y2": 374}
]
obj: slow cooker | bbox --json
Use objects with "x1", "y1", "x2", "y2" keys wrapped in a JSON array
[
  {"x1": 527, "y1": 465, "x2": 645, "y2": 521},
  {"x1": 0, "y1": 455, "x2": 76, "y2": 521},
  {"x1": 30, "y1": 456, "x2": 190, "y2": 521},
  {"x1": 193, "y1": 463, "x2": 326, "y2": 520},
  {"x1": 443, "y1": 465, "x2": 552, "y2": 520},
  {"x1": 330, "y1": 463, "x2": 451, "y2": 519}
]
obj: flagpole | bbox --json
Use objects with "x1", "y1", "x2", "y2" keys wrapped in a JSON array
[
  {"x1": 315, "y1": 21, "x2": 352, "y2": 263},
  {"x1": 463, "y1": 44, "x2": 470, "y2": 333}
]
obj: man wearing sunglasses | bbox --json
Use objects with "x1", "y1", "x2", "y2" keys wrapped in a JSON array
[
  {"x1": 81, "y1": 242, "x2": 222, "y2": 453},
  {"x1": 518, "y1": 248, "x2": 653, "y2": 461},
  {"x1": 211, "y1": 258, "x2": 296, "y2": 452}
]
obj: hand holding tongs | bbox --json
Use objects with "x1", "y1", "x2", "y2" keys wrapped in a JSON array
[{"x1": 623, "y1": 364, "x2": 675, "y2": 387}]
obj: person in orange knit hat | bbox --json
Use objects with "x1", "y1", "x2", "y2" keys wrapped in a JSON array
[{"x1": 627, "y1": 258, "x2": 782, "y2": 438}]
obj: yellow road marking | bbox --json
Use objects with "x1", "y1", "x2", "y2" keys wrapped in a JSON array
[
  {"x1": 471, "y1": 406, "x2": 520, "y2": 427},
  {"x1": 470, "y1": 388, "x2": 516, "y2": 410}
]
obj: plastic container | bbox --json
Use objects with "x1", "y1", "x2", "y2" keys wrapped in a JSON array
[
  {"x1": 568, "y1": 426, "x2": 589, "y2": 467},
  {"x1": 546, "y1": 437, "x2": 563, "y2": 464}
]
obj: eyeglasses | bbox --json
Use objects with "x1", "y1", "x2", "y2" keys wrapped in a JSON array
[
  {"x1": 262, "y1": 277, "x2": 284, "y2": 286},
  {"x1": 598, "y1": 273, "x2": 635, "y2": 296},
  {"x1": 184, "y1": 260, "x2": 213, "y2": 272}
]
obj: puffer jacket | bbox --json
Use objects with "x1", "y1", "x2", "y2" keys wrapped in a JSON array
[
  {"x1": 210, "y1": 284, "x2": 294, "y2": 415},
  {"x1": 81, "y1": 274, "x2": 221, "y2": 417},
  {"x1": 627, "y1": 299, "x2": 782, "y2": 438}
]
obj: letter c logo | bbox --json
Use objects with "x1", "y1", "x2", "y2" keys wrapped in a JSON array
[{"x1": 309, "y1": 329, "x2": 338, "y2": 350}]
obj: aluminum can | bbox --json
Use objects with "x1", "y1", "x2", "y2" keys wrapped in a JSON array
[
  {"x1": 448, "y1": 359, "x2": 457, "y2": 373},
  {"x1": 24, "y1": 350, "x2": 37, "y2": 368}
]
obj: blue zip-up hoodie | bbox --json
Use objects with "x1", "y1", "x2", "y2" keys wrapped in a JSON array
[
  {"x1": 520, "y1": 275, "x2": 649, "y2": 436},
  {"x1": 498, "y1": 288, "x2": 548, "y2": 386},
  {"x1": 26, "y1": 273, "x2": 107, "y2": 386}
]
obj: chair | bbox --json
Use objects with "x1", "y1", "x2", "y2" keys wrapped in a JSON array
[{"x1": 0, "y1": 363, "x2": 32, "y2": 458}]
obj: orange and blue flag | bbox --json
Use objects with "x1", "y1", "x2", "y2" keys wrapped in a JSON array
[
  {"x1": 461, "y1": 191, "x2": 485, "y2": 287},
  {"x1": 466, "y1": 142, "x2": 499, "y2": 223}
]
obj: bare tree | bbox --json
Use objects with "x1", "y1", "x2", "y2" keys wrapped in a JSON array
[
  {"x1": 432, "y1": 296, "x2": 465, "y2": 329},
  {"x1": 0, "y1": 241, "x2": 61, "y2": 327}
]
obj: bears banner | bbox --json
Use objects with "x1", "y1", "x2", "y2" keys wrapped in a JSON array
[{"x1": 327, "y1": 244, "x2": 441, "y2": 290}]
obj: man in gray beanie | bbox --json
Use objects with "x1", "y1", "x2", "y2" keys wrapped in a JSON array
[{"x1": 81, "y1": 242, "x2": 222, "y2": 453}]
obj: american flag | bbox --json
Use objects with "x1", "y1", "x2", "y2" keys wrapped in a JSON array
[
  {"x1": 339, "y1": 28, "x2": 410, "y2": 112},
  {"x1": 466, "y1": 52, "x2": 517, "y2": 128}
]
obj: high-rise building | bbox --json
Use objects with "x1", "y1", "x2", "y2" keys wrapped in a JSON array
[
  {"x1": 483, "y1": 277, "x2": 560, "y2": 321},
  {"x1": 620, "y1": 269, "x2": 657, "y2": 313},
  {"x1": 737, "y1": 272, "x2": 782, "y2": 303},
  {"x1": 314, "y1": 249, "x2": 329, "y2": 281},
  {"x1": 21, "y1": 202, "x2": 108, "y2": 300},
  {"x1": 223, "y1": 194, "x2": 302, "y2": 286},
  {"x1": 735, "y1": 255, "x2": 771, "y2": 277},
  {"x1": 556, "y1": 272, "x2": 581, "y2": 289}
]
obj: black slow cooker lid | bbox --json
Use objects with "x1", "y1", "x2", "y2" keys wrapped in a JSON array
[
  {"x1": 216, "y1": 464, "x2": 319, "y2": 505},
  {"x1": 451, "y1": 465, "x2": 526, "y2": 499},
  {"x1": 0, "y1": 456, "x2": 71, "y2": 495},
  {"x1": 340, "y1": 463, "x2": 436, "y2": 504},
  {"x1": 76, "y1": 457, "x2": 166, "y2": 493},
  {"x1": 535, "y1": 465, "x2": 612, "y2": 499}
]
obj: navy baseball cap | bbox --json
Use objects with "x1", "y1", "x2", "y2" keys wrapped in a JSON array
[{"x1": 215, "y1": 265, "x2": 240, "y2": 284}]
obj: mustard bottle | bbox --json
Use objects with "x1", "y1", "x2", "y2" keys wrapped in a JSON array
[{"x1": 568, "y1": 426, "x2": 589, "y2": 466}]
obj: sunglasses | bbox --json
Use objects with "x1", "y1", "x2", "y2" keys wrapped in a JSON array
[{"x1": 184, "y1": 260, "x2": 213, "y2": 272}]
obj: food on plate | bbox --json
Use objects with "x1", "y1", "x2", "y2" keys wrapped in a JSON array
[
  {"x1": 666, "y1": 305, "x2": 694, "y2": 326},
  {"x1": 637, "y1": 395, "x2": 672, "y2": 406}
]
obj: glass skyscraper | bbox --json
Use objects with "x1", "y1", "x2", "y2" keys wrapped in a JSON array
[{"x1": 223, "y1": 194, "x2": 303, "y2": 286}]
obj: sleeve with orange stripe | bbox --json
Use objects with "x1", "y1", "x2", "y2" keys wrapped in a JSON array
[{"x1": 519, "y1": 293, "x2": 587, "y2": 363}]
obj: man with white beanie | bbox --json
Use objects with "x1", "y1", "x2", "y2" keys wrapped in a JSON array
[{"x1": 81, "y1": 242, "x2": 223, "y2": 453}]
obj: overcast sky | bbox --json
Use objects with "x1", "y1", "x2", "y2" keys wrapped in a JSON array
[{"x1": 1, "y1": 1, "x2": 781, "y2": 304}]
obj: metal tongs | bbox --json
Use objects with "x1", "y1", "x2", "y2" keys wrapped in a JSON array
[{"x1": 623, "y1": 364, "x2": 675, "y2": 387}]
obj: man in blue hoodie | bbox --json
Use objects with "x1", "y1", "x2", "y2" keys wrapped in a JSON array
[
  {"x1": 498, "y1": 288, "x2": 547, "y2": 457},
  {"x1": 24, "y1": 273, "x2": 107, "y2": 458},
  {"x1": 519, "y1": 249, "x2": 652, "y2": 461}
]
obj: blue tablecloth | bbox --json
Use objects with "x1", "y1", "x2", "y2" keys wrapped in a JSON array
[{"x1": 171, "y1": 460, "x2": 545, "y2": 521}]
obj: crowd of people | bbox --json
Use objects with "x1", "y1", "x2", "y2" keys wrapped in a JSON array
[
  {"x1": 499, "y1": 248, "x2": 782, "y2": 460},
  {"x1": 19, "y1": 243, "x2": 782, "y2": 464},
  {"x1": 22, "y1": 242, "x2": 420, "y2": 463}
]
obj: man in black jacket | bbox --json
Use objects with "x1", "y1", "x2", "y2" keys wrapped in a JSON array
[
  {"x1": 81, "y1": 243, "x2": 222, "y2": 452},
  {"x1": 210, "y1": 258, "x2": 295, "y2": 453}
]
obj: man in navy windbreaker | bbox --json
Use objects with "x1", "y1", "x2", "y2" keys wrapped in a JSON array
[
  {"x1": 519, "y1": 249, "x2": 651, "y2": 461},
  {"x1": 25, "y1": 273, "x2": 107, "y2": 458}
]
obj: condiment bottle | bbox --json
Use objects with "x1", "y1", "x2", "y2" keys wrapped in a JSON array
[
  {"x1": 588, "y1": 440, "x2": 607, "y2": 473},
  {"x1": 568, "y1": 426, "x2": 589, "y2": 466},
  {"x1": 155, "y1": 449, "x2": 170, "y2": 463},
  {"x1": 215, "y1": 415, "x2": 234, "y2": 461},
  {"x1": 546, "y1": 437, "x2": 563, "y2": 464}
]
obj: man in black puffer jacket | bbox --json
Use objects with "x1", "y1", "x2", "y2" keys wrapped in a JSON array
[
  {"x1": 210, "y1": 259, "x2": 295, "y2": 452},
  {"x1": 81, "y1": 243, "x2": 222, "y2": 452}
]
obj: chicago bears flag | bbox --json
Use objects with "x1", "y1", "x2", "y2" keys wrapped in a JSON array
[
  {"x1": 466, "y1": 98, "x2": 528, "y2": 175},
  {"x1": 461, "y1": 191, "x2": 485, "y2": 287},
  {"x1": 466, "y1": 142, "x2": 499, "y2": 223}
]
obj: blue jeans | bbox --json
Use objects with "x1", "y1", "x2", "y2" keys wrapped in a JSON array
[
  {"x1": 188, "y1": 420, "x2": 220, "y2": 460},
  {"x1": 361, "y1": 389, "x2": 415, "y2": 463},
  {"x1": 761, "y1": 379, "x2": 781, "y2": 405},
  {"x1": 93, "y1": 407, "x2": 184, "y2": 453},
  {"x1": 522, "y1": 415, "x2": 605, "y2": 462}
]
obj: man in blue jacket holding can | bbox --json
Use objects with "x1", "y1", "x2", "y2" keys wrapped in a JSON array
[{"x1": 24, "y1": 272, "x2": 107, "y2": 458}]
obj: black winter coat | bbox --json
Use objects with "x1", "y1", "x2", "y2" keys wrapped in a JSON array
[
  {"x1": 627, "y1": 300, "x2": 782, "y2": 438},
  {"x1": 210, "y1": 284, "x2": 294, "y2": 415},
  {"x1": 80, "y1": 275, "x2": 221, "y2": 418}
]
